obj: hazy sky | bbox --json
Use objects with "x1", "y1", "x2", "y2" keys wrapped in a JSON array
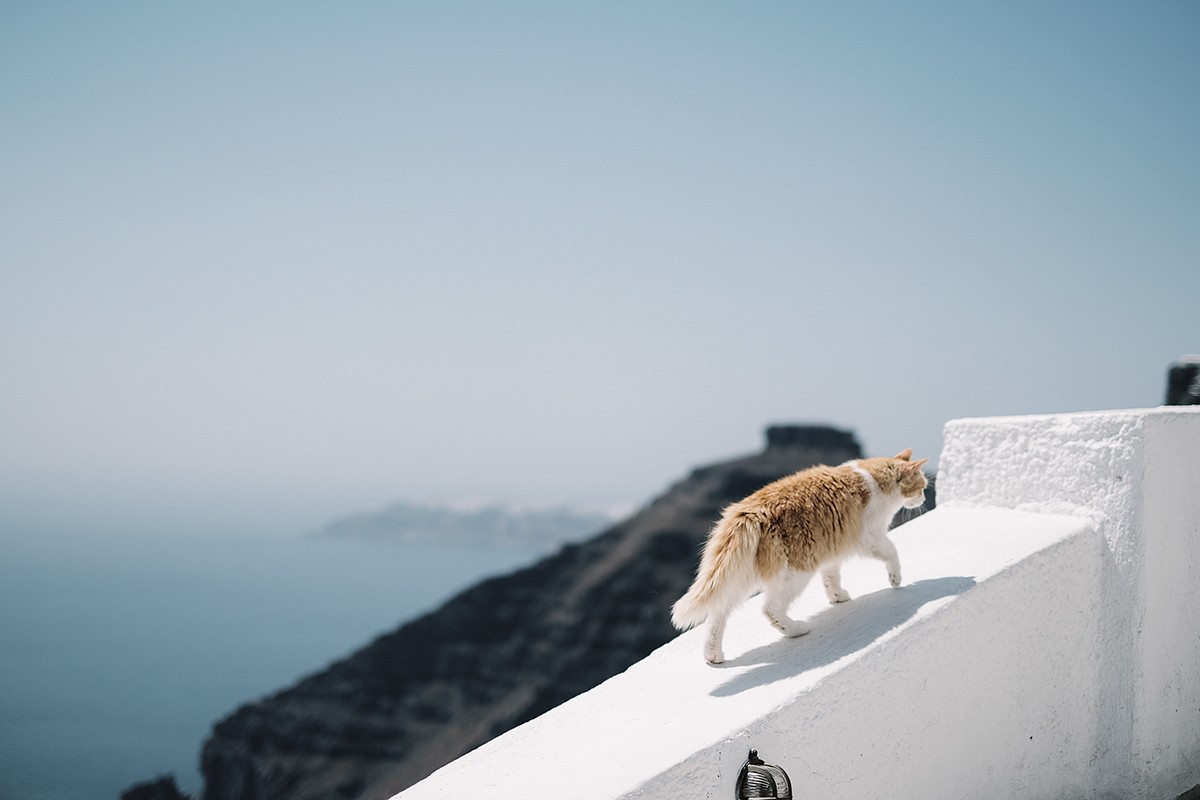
[{"x1": 2, "y1": 3, "x2": 1197, "y2": 529}]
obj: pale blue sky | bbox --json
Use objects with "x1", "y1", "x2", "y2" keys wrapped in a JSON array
[{"x1": 2, "y1": 2, "x2": 1197, "y2": 529}]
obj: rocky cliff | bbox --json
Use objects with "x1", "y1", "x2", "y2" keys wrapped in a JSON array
[{"x1": 182, "y1": 426, "x2": 928, "y2": 800}]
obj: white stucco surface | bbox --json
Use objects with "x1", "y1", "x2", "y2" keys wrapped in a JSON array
[
  {"x1": 394, "y1": 407, "x2": 1200, "y2": 800},
  {"x1": 939, "y1": 406, "x2": 1200, "y2": 797}
]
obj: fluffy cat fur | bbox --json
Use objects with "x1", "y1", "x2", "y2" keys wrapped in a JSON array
[{"x1": 672, "y1": 449, "x2": 928, "y2": 664}]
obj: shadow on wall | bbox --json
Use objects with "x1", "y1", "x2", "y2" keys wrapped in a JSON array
[{"x1": 711, "y1": 575, "x2": 976, "y2": 697}]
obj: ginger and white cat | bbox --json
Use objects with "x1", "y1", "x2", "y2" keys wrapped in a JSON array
[{"x1": 671, "y1": 449, "x2": 928, "y2": 664}]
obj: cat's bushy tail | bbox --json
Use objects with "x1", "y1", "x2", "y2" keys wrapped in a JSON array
[{"x1": 671, "y1": 509, "x2": 761, "y2": 630}]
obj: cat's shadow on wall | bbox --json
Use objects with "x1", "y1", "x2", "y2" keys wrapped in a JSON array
[{"x1": 710, "y1": 575, "x2": 976, "y2": 697}]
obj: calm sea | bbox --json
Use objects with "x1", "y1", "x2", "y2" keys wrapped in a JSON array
[{"x1": 0, "y1": 516, "x2": 542, "y2": 800}]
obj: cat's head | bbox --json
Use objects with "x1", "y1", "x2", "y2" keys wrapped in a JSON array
[{"x1": 889, "y1": 448, "x2": 929, "y2": 509}]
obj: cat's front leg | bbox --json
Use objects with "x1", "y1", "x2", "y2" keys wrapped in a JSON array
[
  {"x1": 865, "y1": 537, "x2": 902, "y2": 587},
  {"x1": 821, "y1": 563, "x2": 851, "y2": 604}
]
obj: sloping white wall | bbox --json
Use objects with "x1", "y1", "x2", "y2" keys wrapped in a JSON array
[{"x1": 394, "y1": 407, "x2": 1200, "y2": 800}]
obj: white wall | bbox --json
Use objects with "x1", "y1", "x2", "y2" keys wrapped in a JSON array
[
  {"x1": 395, "y1": 407, "x2": 1200, "y2": 800},
  {"x1": 938, "y1": 407, "x2": 1200, "y2": 798}
]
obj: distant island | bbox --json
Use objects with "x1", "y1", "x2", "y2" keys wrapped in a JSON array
[{"x1": 312, "y1": 501, "x2": 618, "y2": 552}]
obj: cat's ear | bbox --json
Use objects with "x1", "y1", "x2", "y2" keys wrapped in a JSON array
[
  {"x1": 894, "y1": 448, "x2": 913, "y2": 461},
  {"x1": 906, "y1": 457, "x2": 929, "y2": 471}
]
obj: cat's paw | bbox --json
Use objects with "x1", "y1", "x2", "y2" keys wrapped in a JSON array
[
  {"x1": 780, "y1": 619, "x2": 809, "y2": 638},
  {"x1": 705, "y1": 649, "x2": 725, "y2": 665},
  {"x1": 826, "y1": 588, "x2": 851, "y2": 604},
  {"x1": 765, "y1": 610, "x2": 809, "y2": 637},
  {"x1": 888, "y1": 569, "x2": 902, "y2": 587}
]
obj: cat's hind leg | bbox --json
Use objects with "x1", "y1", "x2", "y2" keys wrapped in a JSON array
[
  {"x1": 864, "y1": 536, "x2": 902, "y2": 587},
  {"x1": 704, "y1": 611, "x2": 729, "y2": 665},
  {"x1": 762, "y1": 570, "x2": 813, "y2": 638},
  {"x1": 821, "y1": 561, "x2": 851, "y2": 603}
]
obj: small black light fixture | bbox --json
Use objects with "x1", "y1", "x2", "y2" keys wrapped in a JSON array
[{"x1": 735, "y1": 749, "x2": 792, "y2": 800}]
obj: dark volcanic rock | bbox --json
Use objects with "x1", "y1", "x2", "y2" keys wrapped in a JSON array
[
  {"x1": 121, "y1": 775, "x2": 192, "y2": 800},
  {"x1": 198, "y1": 425, "x2": 932, "y2": 800},
  {"x1": 1166, "y1": 358, "x2": 1200, "y2": 405},
  {"x1": 765, "y1": 424, "x2": 859, "y2": 450}
]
